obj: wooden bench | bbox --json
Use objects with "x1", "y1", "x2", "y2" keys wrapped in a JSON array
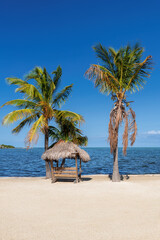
[{"x1": 50, "y1": 160, "x2": 82, "y2": 183}]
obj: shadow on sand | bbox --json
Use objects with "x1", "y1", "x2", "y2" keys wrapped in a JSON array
[
  {"x1": 49, "y1": 177, "x2": 92, "y2": 183},
  {"x1": 108, "y1": 174, "x2": 130, "y2": 181}
]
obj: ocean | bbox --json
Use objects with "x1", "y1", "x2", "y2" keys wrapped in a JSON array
[{"x1": 0, "y1": 147, "x2": 160, "y2": 177}]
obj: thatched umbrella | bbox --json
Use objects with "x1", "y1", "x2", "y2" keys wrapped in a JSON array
[{"x1": 42, "y1": 140, "x2": 90, "y2": 183}]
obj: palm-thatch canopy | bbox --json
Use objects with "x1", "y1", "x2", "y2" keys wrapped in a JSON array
[{"x1": 41, "y1": 140, "x2": 90, "y2": 162}]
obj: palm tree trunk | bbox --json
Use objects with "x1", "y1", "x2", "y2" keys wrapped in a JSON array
[
  {"x1": 112, "y1": 143, "x2": 120, "y2": 182},
  {"x1": 45, "y1": 126, "x2": 51, "y2": 178}
]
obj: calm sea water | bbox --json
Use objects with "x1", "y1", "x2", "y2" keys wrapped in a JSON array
[{"x1": 0, "y1": 147, "x2": 160, "y2": 177}]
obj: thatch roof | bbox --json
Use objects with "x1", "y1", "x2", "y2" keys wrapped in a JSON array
[{"x1": 41, "y1": 140, "x2": 90, "y2": 162}]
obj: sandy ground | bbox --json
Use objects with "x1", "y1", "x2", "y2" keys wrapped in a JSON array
[{"x1": 0, "y1": 175, "x2": 160, "y2": 240}]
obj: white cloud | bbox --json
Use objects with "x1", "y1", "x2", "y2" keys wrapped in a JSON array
[{"x1": 146, "y1": 130, "x2": 160, "y2": 135}]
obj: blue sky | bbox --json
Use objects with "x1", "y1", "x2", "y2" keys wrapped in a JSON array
[{"x1": 0, "y1": 0, "x2": 160, "y2": 147}]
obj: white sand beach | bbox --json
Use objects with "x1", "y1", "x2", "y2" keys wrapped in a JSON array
[{"x1": 0, "y1": 175, "x2": 160, "y2": 240}]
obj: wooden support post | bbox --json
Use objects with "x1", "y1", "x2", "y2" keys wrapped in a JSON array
[
  {"x1": 79, "y1": 159, "x2": 82, "y2": 180},
  {"x1": 75, "y1": 155, "x2": 79, "y2": 183},
  {"x1": 61, "y1": 158, "x2": 65, "y2": 168},
  {"x1": 50, "y1": 161, "x2": 56, "y2": 183},
  {"x1": 56, "y1": 161, "x2": 58, "y2": 167}
]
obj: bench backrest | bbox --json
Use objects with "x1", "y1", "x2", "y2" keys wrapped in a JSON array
[{"x1": 52, "y1": 167, "x2": 77, "y2": 178}]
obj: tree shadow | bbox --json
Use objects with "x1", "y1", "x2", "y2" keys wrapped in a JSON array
[
  {"x1": 108, "y1": 174, "x2": 130, "y2": 181},
  {"x1": 81, "y1": 177, "x2": 92, "y2": 182}
]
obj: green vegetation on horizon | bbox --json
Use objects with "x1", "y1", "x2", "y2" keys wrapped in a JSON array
[
  {"x1": 0, "y1": 144, "x2": 15, "y2": 149},
  {"x1": 85, "y1": 43, "x2": 152, "y2": 182}
]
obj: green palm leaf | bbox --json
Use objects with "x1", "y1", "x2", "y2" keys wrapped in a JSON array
[
  {"x1": 6, "y1": 77, "x2": 26, "y2": 86},
  {"x1": 49, "y1": 118, "x2": 88, "y2": 147},
  {"x1": 12, "y1": 114, "x2": 39, "y2": 134},
  {"x1": 26, "y1": 115, "x2": 45, "y2": 146},
  {"x1": 73, "y1": 135, "x2": 88, "y2": 146},
  {"x1": 15, "y1": 83, "x2": 43, "y2": 101},
  {"x1": 2, "y1": 109, "x2": 36, "y2": 125},
  {"x1": 87, "y1": 43, "x2": 152, "y2": 95},
  {"x1": 1, "y1": 99, "x2": 39, "y2": 109},
  {"x1": 52, "y1": 65, "x2": 62, "y2": 88},
  {"x1": 48, "y1": 126, "x2": 61, "y2": 142},
  {"x1": 53, "y1": 84, "x2": 73, "y2": 108},
  {"x1": 55, "y1": 110, "x2": 84, "y2": 123}
]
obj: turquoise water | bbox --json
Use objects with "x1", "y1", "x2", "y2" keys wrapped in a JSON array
[{"x1": 0, "y1": 147, "x2": 160, "y2": 176}]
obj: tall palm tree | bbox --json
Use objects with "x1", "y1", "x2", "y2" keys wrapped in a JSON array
[
  {"x1": 48, "y1": 116, "x2": 88, "y2": 148},
  {"x1": 85, "y1": 43, "x2": 152, "y2": 182},
  {"x1": 2, "y1": 66, "x2": 84, "y2": 178}
]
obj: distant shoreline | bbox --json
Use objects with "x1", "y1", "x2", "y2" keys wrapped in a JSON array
[{"x1": 0, "y1": 144, "x2": 15, "y2": 149}]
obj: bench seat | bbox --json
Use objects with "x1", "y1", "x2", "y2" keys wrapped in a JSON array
[{"x1": 51, "y1": 166, "x2": 82, "y2": 183}]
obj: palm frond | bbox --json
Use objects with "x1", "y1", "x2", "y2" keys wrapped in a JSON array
[
  {"x1": 125, "y1": 55, "x2": 152, "y2": 93},
  {"x1": 48, "y1": 126, "x2": 61, "y2": 142},
  {"x1": 15, "y1": 83, "x2": 43, "y2": 102},
  {"x1": 12, "y1": 114, "x2": 39, "y2": 134},
  {"x1": 25, "y1": 66, "x2": 44, "y2": 82},
  {"x1": 2, "y1": 109, "x2": 36, "y2": 125},
  {"x1": 25, "y1": 115, "x2": 45, "y2": 147},
  {"x1": 73, "y1": 135, "x2": 88, "y2": 146},
  {"x1": 1, "y1": 99, "x2": 39, "y2": 109},
  {"x1": 52, "y1": 65, "x2": 62, "y2": 88},
  {"x1": 128, "y1": 108, "x2": 137, "y2": 145},
  {"x1": 93, "y1": 44, "x2": 116, "y2": 75},
  {"x1": 26, "y1": 66, "x2": 57, "y2": 103},
  {"x1": 55, "y1": 110, "x2": 84, "y2": 123},
  {"x1": 49, "y1": 118, "x2": 88, "y2": 146},
  {"x1": 53, "y1": 84, "x2": 73, "y2": 108},
  {"x1": 122, "y1": 113, "x2": 128, "y2": 155},
  {"x1": 6, "y1": 77, "x2": 26, "y2": 86},
  {"x1": 85, "y1": 64, "x2": 119, "y2": 94}
]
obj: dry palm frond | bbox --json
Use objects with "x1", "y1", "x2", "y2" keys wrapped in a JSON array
[
  {"x1": 122, "y1": 113, "x2": 128, "y2": 155},
  {"x1": 85, "y1": 64, "x2": 119, "y2": 94},
  {"x1": 108, "y1": 102, "x2": 122, "y2": 153},
  {"x1": 115, "y1": 101, "x2": 123, "y2": 130},
  {"x1": 108, "y1": 99, "x2": 136, "y2": 155},
  {"x1": 128, "y1": 108, "x2": 137, "y2": 145}
]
